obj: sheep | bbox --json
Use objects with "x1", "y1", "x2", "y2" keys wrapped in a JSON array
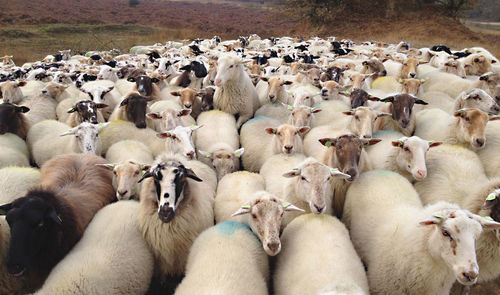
[
  {"x1": 0, "y1": 81, "x2": 27, "y2": 104},
  {"x1": 27, "y1": 120, "x2": 109, "y2": 167},
  {"x1": 174, "y1": 221, "x2": 269, "y2": 295},
  {"x1": 329, "y1": 106, "x2": 392, "y2": 139},
  {"x1": 41, "y1": 82, "x2": 79, "y2": 103},
  {"x1": 415, "y1": 108, "x2": 493, "y2": 150},
  {"x1": 79, "y1": 81, "x2": 121, "y2": 119},
  {"x1": 195, "y1": 110, "x2": 243, "y2": 180},
  {"x1": 99, "y1": 120, "x2": 166, "y2": 157},
  {"x1": 240, "y1": 116, "x2": 309, "y2": 172},
  {"x1": 342, "y1": 170, "x2": 500, "y2": 295},
  {"x1": 288, "y1": 83, "x2": 321, "y2": 107},
  {"x1": 170, "y1": 88, "x2": 202, "y2": 119},
  {"x1": 318, "y1": 134, "x2": 380, "y2": 216},
  {"x1": 374, "y1": 93, "x2": 428, "y2": 136},
  {"x1": 19, "y1": 90, "x2": 58, "y2": 127},
  {"x1": 0, "y1": 102, "x2": 30, "y2": 139},
  {"x1": 422, "y1": 71, "x2": 486, "y2": 98},
  {"x1": 462, "y1": 53, "x2": 494, "y2": 76},
  {"x1": 260, "y1": 155, "x2": 349, "y2": 227},
  {"x1": 255, "y1": 103, "x2": 321, "y2": 130},
  {"x1": 478, "y1": 72, "x2": 500, "y2": 98},
  {"x1": 157, "y1": 125, "x2": 202, "y2": 160},
  {"x1": 0, "y1": 133, "x2": 30, "y2": 168},
  {"x1": 312, "y1": 100, "x2": 351, "y2": 126},
  {"x1": 66, "y1": 100, "x2": 107, "y2": 127},
  {"x1": 256, "y1": 76, "x2": 293, "y2": 105},
  {"x1": 97, "y1": 65, "x2": 119, "y2": 82},
  {"x1": 214, "y1": 54, "x2": 260, "y2": 128},
  {"x1": 454, "y1": 88, "x2": 500, "y2": 114},
  {"x1": 109, "y1": 92, "x2": 154, "y2": 129},
  {"x1": 442, "y1": 59, "x2": 466, "y2": 78},
  {"x1": 367, "y1": 130, "x2": 442, "y2": 182},
  {"x1": 319, "y1": 80, "x2": 347, "y2": 101},
  {"x1": 99, "y1": 140, "x2": 154, "y2": 200},
  {"x1": 138, "y1": 154, "x2": 216, "y2": 279},
  {"x1": 214, "y1": 172, "x2": 303, "y2": 255},
  {"x1": 0, "y1": 154, "x2": 115, "y2": 291},
  {"x1": 274, "y1": 214, "x2": 369, "y2": 295},
  {"x1": 148, "y1": 100, "x2": 195, "y2": 132},
  {"x1": 478, "y1": 120, "x2": 500, "y2": 177},
  {"x1": 34, "y1": 201, "x2": 154, "y2": 295}
]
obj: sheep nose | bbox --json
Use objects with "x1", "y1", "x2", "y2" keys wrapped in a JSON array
[
  {"x1": 136, "y1": 122, "x2": 146, "y2": 129},
  {"x1": 184, "y1": 104, "x2": 191, "y2": 108},
  {"x1": 475, "y1": 138, "x2": 484, "y2": 147},
  {"x1": 313, "y1": 204, "x2": 324, "y2": 213},
  {"x1": 382, "y1": 70, "x2": 387, "y2": 76},
  {"x1": 186, "y1": 151, "x2": 195, "y2": 159},
  {"x1": 346, "y1": 168, "x2": 358, "y2": 181},
  {"x1": 321, "y1": 89, "x2": 327, "y2": 94},
  {"x1": 416, "y1": 170, "x2": 426, "y2": 179},
  {"x1": 409, "y1": 73, "x2": 416, "y2": 78},
  {"x1": 284, "y1": 145, "x2": 293, "y2": 152},
  {"x1": 267, "y1": 242, "x2": 280, "y2": 254},
  {"x1": 401, "y1": 119, "x2": 410, "y2": 127},
  {"x1": 462, "y1": 271, "x2": 478, "y2": 282},
  {"x1": 269, "y1": 94, "x2": 275, "y2": 100},
  {"x1": 42, "y1": 90, "x2": 47, "y2": 94},
  {"x1": 117, "y1": 190, "x2": 128, "y2": 197}
]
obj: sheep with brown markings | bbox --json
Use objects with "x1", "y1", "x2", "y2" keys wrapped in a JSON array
[
  {"x1": 375, "y1": 93, "x2": 428, "y2": 136},
  {"x1": 109, "y1": 92, "x2": 154, "y2": 129},
  {"x1": 0, "y1": 102, "x2": 30, "y2": 140}
]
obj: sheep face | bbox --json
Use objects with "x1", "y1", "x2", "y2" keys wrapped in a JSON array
[
  {"x1": 60, "y1": 122, "x2": 108, "y2": 154},
  {"x1": 400, "y1": 78, "x2": 425, "y2": 96},
  {"x1": 380, "y1": 94, "x2": 427, "y2": 129},
  {"x1": 97, "y1": 65, "x2": 116, "y2": 80},
  {"x1": 481, "y1": 189, "x2": 500, "y2": 222},
  {"x1": 266, "y1": 124, "x2": 308, "y2": 155},
  {"x1": 140, "y1": 161, "x2": 202, "y2": 223},
  {"x1": 157, "y1": 125, "x2": 201, "y2": 159},
  {"x1": 479, "y1": 72, "x2": 500, "y2": 95},
  {"x1": 120, "y1": 93, "x2": 149, "y2": 129},
  {"x1": 98, "y1": 161, "x2": 150, "y2": 200},
  {"x1": 362, "y1": 59, "x2": 386, "y2": 77},
  {"x1": 261, "y1": 77, "x2": 293, "y2": 103},
  {"x1": 347, "y1": 73, "x2": 367, "y2": 90},
  {"x1": 199, "y1": 148, "x2": 244, "y2": 181},
  {"x1": 400, "y1": 57, "x2": 419, "y2": 79},
  {"x1": 156, "y1": 58, "x2": 176, "y2": 76},
  {"x1": 391, "y1": 136, "x2": 442, "y2": 181},
  {"x1": 443, "y1": 60, "x2": 466, "y2": 78},
  {"x1": 0, "y1": 103, "x2": 29, "y2": 135},
  {"x1": 453, "y1": 108, "x2": 490, "y2": 149},
  {"x1": 319, "y1": 135, "x2": 380, "y2": 181},
  {"x1": 128, "y1": 75, "x2": 159, "y2": 97},
  {"x1": 456, "y1": 89, "x2": 500, "y2": 115},
  {"x1": 283, "y1": 161, "x2": 349, "y2": 214},
  {"x1": 0, "y1": 191, "x2": 62, "y2": 277},
  {"x1": 464, "y1": 54, "x2": 492, "y2": 76},
  {"x1": 214, "y1": 56, "x2": 243, "y2": 86},
  {"x1": 200, "y1": 87, "x2": 215, "y2": 111},
  {"x1": 80, "y1": 86, "x2": 114, "y2": 104},
  {"x1": 343, "y1": 107, "x2": 391, "y2": 139},
  {"x1": 419, "y1": 208, "x2": 500, "y2": 286},
  {"x1": 231, "y1": 191, "x2": 303, "y2": 256},
  {"x1": 291, "y1": 87, "x2": 320, "y2": 107},
  {"x1": 0, "y1": 81, "x2": 26, "y2": 104},
  {"x1": 148, "y1": 109, "x2": 191, "y2": 132},
  {"x1": 41, "y1": 82, "x2": 67, "y2": 99},
  {"x1": 288, "y1": 106, "x2": 320, "y2": 129},
  {"x1": 350, "y1": 89, "x2": 378, "y2": 109},
  {"x1": 305, "y1": 68, "x2": 321, "y2": 87},
  {"x1": 171, "y1": 88, "x2": 198, "y2": 110},
  {"x1": 321, "y1": 66, "x2": 344, "y2": 83},
  {"x1": 68, "y1": 100, "x2": 107, "y2": 125},
  {"x1": 320, "y1": 81, "x2": 342, "y2": 100}
]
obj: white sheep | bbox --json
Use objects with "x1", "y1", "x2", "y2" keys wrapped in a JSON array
[
  {"x1": 312, "y1": 99, "x2": 350, "y2": 127},
  {"x1": 156, "y1": 125, "x2": 202, "y2": 160},
  {"x1": 255, "y1": 76, "x2": 293, "y2": 105},
  {"x1": 0, "y1": 133, "x2": 30, "y2": 168},
  {"x1": 415, "y1": 108, "x2": 492, "y2": 150},
  {"x1": 174, "y1": 221, "x2": 269, "y2": 295},
  {"x1": 19, "y1": 90, "x2": 58, "y2": 127},
  {"x1": 27, "y1": 120, "x2": 109, "y2": 167},
  {"x1": 255, "y1": 103, "x2": 321, "y2": 130},
  {"x1": 477, "y1": 120, "x2": 500, "y2": 177},
  {"x1": 148, "y1": 99, "x2": 195, "y2": 132},
  {"x1": 195, "y1": 110, "x2": 243, "y2": 180},
  {"x1": 79, "y1": 81, "x2": 121, "y2": 119},
  {"x1": 34, "y1": 201, "x2": 154, "y2": 295},
  {"x1": 343, "y1": 169, "x2": 500, "y2": 295},
  {"x1": 422, "y1": 71, "x2": 486, "y2": 98},
  {"x1": 260, "y1": 155, "x2": 349, "y2": 227},
  {"x1": 214, "y1": 54, "x2": 260, "y2": 128},
  {"x1": 366, "y1": 130, "x2": 442, "y2": 182},
  {"x1": 214, "y1": 171, "x2": 303, "y2": 255},
  {"x1": 240, "y1": 116, "x2": 308, "y2": 172},
  {"x1": 274, "y1": 214, "x2": 369, "y2": 295},
  {"x1": 0, "y1": 80, "x2": 28, "y2": 104},
  {"x1": 98, "y1": 140, "x2": 154, "y2": 200},
  {"x1": 138, "y1": 153, "x2": 216, "y2": 279},
  {"x1": 99, "y1": 120, "x2": 165, "y2": 157},
  {"x1": 415, "y1": 89, "x2": 499, "y2": 115}
]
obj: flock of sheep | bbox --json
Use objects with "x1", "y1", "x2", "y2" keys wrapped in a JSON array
[{"x1": 0, "y1": 34, "x2": 499, "y2": 295}]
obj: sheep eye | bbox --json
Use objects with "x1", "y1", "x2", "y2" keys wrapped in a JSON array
[
  {"x1": 301, "y1": 176, "x2": 307, "y2": 181},
  {"x1": 355, "y1": 115, "x2": 360, "y2": 120},
  {"x1": 442, "y1": 229, "x2": 452, "y2": 240},
  {"x1": 307, "y1": 113, "x2": 311, "y2": 117},
  {"x1": 172, "y1": 169, "x2": 179, "y2": 174},
  {"x1": 404, "y1": 147, "x2": 409, "y2": 152},
  {"x1": 113, "y1": 170, "x2": 117, "y2": 176},
  {"x1": 277, "y1": 132, "x2": 282, "y2": 136},
  {"x1": 229, "y1": 65, "x2": 234, "y2": 69},
  {"x1": 465, "y1": 117, "x2": 470, "y2": 122},
  {"x1": 251, "y1": 213, "x2": 257, "y2": 219}
]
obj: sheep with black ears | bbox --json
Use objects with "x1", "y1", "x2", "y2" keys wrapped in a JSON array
[
  {"x1": 138, "y1": 153, "x2": 216, "y2": 279},
  {"x1": 274, "y1": 214, "x2": 369, "y2": 295},
  {"x1": 214, "y1": 171, "x2": 303, "y2": 256},
  {"x1": 174, "y1": 221, "x2": 269, "y2": 295},
  {"x1": 109, "y1": 92, "x2": 154, "y2": 129},
  {"x1": 343, "y1": 170, "x2": 500, "y2": 295},
  {"x1": 195, "y1": 110, "x2": 243, "y2": 180},
  {"x1": 240, "y1": 116, "x2": 309, "y2": 172},
  {"x1": 214, "y1": 54, "x2": 260, "y2": 128},
  {"x1": 65, "y1": 100, "x2": 107, "y2": 127},
  {"x1": 34, "y1": 201, "x2": 154, "y2": 295},
  {"x1": 27, "y1": 120, "x2": 109, "y2": 167}
]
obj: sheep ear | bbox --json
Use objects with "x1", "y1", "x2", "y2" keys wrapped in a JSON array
[
  {"x1": 0, "y1": 203, "x2": 13, "y2": 215},
  {"x1": 60, "y1": 128, "x2": 76, "y2": 136},
  {"x1": 482, "y1": 190, "x2": 499, "y2": 210},
  {"x1": 97, "y1": 122, "x2": 110, "y2": 131},
  {"x1": 120, "y1": 98, "x2": 129, "y2": 106},
  {"x1": 127, "y1": 77, "x2": 136, "y2": 82},
  {"x1": 96, "y1": 163, "x2": 115, "y2": 170},
  {"x1": 297, "y1": 126, "x2": 310, "y2": 134},
  {"x1": 392, "y1": 140, "x2": 404, "y2": 148},
  {"x1": 283, "y1": 168, "x2": 301, "y2": 178},
  {"x1": 16, "y1": 81, "x2": 27, "y2": 88},
  {"x1": 178, "y1": 109, "x2": 192, "y2": 117},
  {"x1": 156, "y1": 132, "x2": 172, "y2": 139},
  {"x1": 265, "y1": 128, "x2": 277, "y2": 135},
  {"x1": 233, "y1": 148, "x2": 244, "y2": 158},
  {"x1": 330, "y1": 168, "x2": 350, "y2": 179},
  {"x1": 96, "y1": 103, "x2": 108, "y2": 109},
  {"x1": 414, "y1": 99, "x2": 428, "y2": 105},
  {"x1": 151, "y1": 78, "x2": 160, "y2": 83},
  {"x1": 46, "y1": 208, "x2": 62, "y2": 225},
  {"x1": 454, "y1": 109, "x2": 466, "y2": 118},
  {"x1": 198, "y1": 150, "x2": 212, "y2": 159},
  {"x1": 15, "y1": 106, "x2": 30, "y2": 113},
  {"x1": 311, "y1": 108, "x2": 321, "y2": 113},
  {"x1": 419, "y1": 214, "x2": 444, "y2": 226},
  {"x1": 260, "y1": 77, "x2": 269, "y2": 82},
  {"x1": 363, "y1": 138, "x2": 382, "y2": 146},
  {"x1": 470, "y1": 213, "x2": 500, "y2": 230},
  {"x1": 380, "y1": 96, "x2": 394, "y2": 103},
  {"x1": 190, "y1": 125, "x2": 202, "y2": 131},
  {"x1": 319, "y1": 138, "x2": 336, "y2": 148},
  {"x1": 138, "y1": 168, "x2": 155, "y2": 183},
  {"x1": 343, "y1": 111, "x2": 354, "y2": 116},
  {"x1": 67, "y1": 108, "x2": 77, "y2": 113},
  {"x1": 104, "y1": 86, "x2": 114, "y2": 93},
  {"x1": 283, "y1": 80, "x2": 293, "y2": 85},
  {"x1": 281, "y1": 201, "x2": 305, "y2": 212},
  {"x1": 428, "y1": 141, "x2": 442, "y2": 148},
  {"x1": 489, "y1": 115, "x2": 500, "y2": 121},
  {"x1": 185, "y1": 168, "x2": 203, "y2": 182},
  {"x1": 147, "y1": 113, "x2": 162, "y2": 119},
  {"x1": 231, "y1": 204, "x2": 251, "y2": 217}
]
